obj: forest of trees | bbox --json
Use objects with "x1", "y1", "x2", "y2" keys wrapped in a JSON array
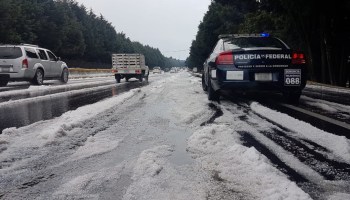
[
  {"x1": 0, "y1": 0, "x2": 184, "y2": 69},
  {"x1": 187, "y1": 0, "x2": 350, "y2": 87}
]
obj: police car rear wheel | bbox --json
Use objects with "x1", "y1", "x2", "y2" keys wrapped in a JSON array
[
  {"x1": 0, "y1": 79, "x2": 9, "y2": 87},
  {"x1": 202, "y1": 74, "x2": 208, "y2": 91},
  {"x1": 208, "y1": 80, "x2": 219, "y2": 101},
  {"x1": 283, "y1": 91, "x2": 301, "y2": 104},
  {"x1": 0, "y1": 80, "x2": 9, "y2": 87}
]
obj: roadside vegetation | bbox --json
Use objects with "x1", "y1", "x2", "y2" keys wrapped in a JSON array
[
  {"x1": 0, "y1": 0, "x2": 184, "y2": 68},
  {"x1": 187, "y1": 0, "x2": 350, "y2": 87}
]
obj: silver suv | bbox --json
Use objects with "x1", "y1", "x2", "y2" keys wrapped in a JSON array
[{"x1": 0, "y1": 44, "x2": 69, "y2": 86}]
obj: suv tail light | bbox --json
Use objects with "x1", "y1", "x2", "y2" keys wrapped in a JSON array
[
  {"x1": 292, "y1": 53, "x2": 306, "y2": 64},
  {"x1": 22, "y1": 59, "x2": 28, "y2": 68},
  {"x1": 216, "y1": 51, "x2": 234, "y2": 65}
]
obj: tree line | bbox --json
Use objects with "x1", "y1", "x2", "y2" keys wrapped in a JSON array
[
  {"x1": 187, "y1": 0, "x2": 350, "y2": 87},
  {"x1": 0, "y1": 0, "x2": 184, "y2": 69}
]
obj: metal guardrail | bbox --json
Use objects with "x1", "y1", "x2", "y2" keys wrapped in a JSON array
[{"x1": 68, "y1": 68, "x2": 113, "y2": 78}]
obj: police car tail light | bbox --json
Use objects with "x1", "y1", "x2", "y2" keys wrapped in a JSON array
[
  {"x1": 292, "y1": 53, "x2": 306, "y2": 64},
  {"x1": 22, "y1": 59, "x2": 29, "y2": 68},
  {"x1": 216, "y1": 51, "x2": 234, "y2": 65}
]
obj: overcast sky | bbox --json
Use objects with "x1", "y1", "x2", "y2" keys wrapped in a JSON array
[{"x1": 75, "y1": 0, "x2": 211, "y2": 60}]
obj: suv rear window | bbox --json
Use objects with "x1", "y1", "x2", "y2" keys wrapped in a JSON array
[
  {"x1": 0, "y1": 47, "x2": 23, "y2": 59},
  {"x1": 224, "y1": 37, "x2": 286, "y2": 50},
  {"x1": 25, "y1": 48, "x2": 39, "y2": 59}
]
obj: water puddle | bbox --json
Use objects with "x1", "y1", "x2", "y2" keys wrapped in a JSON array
[
  {"x1": 150, "y1": 103, "x2": 194, "y2": 166},
  {"x1": 166, "y1": 125, "x2": 194, "y2": 166}
]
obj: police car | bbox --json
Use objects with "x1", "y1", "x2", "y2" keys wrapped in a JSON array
[{"x1": 202, "y1": 33, "x2": 307, "y2": 103}]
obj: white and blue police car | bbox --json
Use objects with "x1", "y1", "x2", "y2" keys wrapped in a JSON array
[{"x1": 202, "y1": 33, "x2": 307, "y2": 103}]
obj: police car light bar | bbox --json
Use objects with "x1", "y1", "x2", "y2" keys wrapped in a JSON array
[
  {"x1": 260, "y1": 33, "x2": 270, "y2": 37},
  {"x1": 219, "y1": 33, "x2": 270, "y2": 39}
]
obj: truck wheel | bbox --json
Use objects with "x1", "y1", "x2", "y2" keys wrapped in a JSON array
[
  {"x1": 138, "y1": 75, "x2": 143, "y2": 82},
  {"x1": 0, "y1": 79, "x2": 9, "y2": 87},
  {"x1": 60, "y1": 68, "x2": 69, "y2": 83},
  {"x1": 202, "y1": 74, "x2": 208, "y2": 91},
  {"x1": 208, "y1": 79, "x2": 219, "y2": 101},
  {"x1": 32, "y1": 69, "x2": 44, "y2": 85},
  {"x1": 115, "y1": 74, "x2": 121, "y2": 83}
]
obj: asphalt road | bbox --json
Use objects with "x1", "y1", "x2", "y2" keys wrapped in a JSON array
[{"x1": 0, "y1": 73, "x2": 349, "y2": 199}]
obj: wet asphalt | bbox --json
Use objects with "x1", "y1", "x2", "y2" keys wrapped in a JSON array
[{"x1": 0, "y1": 81, "x2": 146, "y2": 134}]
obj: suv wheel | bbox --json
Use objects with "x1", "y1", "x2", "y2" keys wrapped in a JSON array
[
  {"x1": 32, "y1": 69, "x2": 44, "y2": 85},
  {"x1": 60, "y1": 68, "x2": 69, "y2": 83},
  {"x1": 0, "y1": 79, "x2": 9, "y2": 87}
]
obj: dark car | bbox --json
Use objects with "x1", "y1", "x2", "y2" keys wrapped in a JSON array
[{"x1": 202, "y1": 33, "x2": 307, "y2": 103}]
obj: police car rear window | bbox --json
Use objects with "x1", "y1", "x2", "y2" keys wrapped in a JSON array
[
  {"x1": 0, "y1": 47, "x2": 23, "y2": 59},
  {"x1": 224, "y1": 37, "x2": 286, "y2": 50}
]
